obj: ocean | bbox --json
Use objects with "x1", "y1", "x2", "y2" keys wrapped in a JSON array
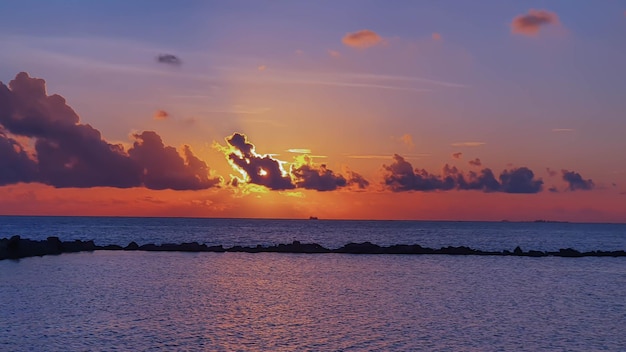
[{"x1": 1, "y1": 216, "x2": 625, "y2": 351}]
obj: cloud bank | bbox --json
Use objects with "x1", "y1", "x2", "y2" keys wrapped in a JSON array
[
  {"x1": 0, "y1": 72, "x2": 220, "y2": 190},
  {"x1": 383, "y1": 154, "x2": 543, "y2": 193}
]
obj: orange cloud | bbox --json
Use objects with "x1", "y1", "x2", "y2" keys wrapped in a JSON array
[
  {"x1": 257, "y1": 65, "x2": 267, "y2": 71},
  {"x1": 511, "y1": 9, "x2": 560, "y2": 36},
  {"x1": 153, "y1": 110, "x2": 169, "y2": 120},
  {"x1": 432, "y1": 32, "x2": 442, "y2": 41},
  {"x1": 342, "y1": 29, "x2": 383, "y2": 48}
]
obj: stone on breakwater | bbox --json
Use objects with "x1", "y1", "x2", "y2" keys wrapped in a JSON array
[{"x1": 1, "y1": 238, "x2": 625, "y2": 260}]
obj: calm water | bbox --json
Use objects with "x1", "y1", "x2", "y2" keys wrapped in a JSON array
[
  {"x1": 1, "y1": 252, "x2": 625, "y2": 351},
  {"x1": 2, "y1": 216, "x2": 626, "y2": 251},
  {"x1": 1, "y1": 217, "x2": 625, "y2": 351}
]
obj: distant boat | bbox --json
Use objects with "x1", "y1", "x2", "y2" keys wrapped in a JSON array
[{"x1": 309, "y1": 216, "x2": 319, "y2": 220}]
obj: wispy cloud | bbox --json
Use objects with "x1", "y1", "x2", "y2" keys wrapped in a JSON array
[
  {"x1": 451, "y1": 142, "x2": 486, "y2": 147},
  {"x1": 287, "y1": 149, "x2": 312, "y2": 154},
  {"x1": 552, "y1": 128, "x2": 574, "y2": 132},
  {"x1": 218, "y1": 66, "x2": 466, "y2": 93},
  {"x1": 346, "y1": 153, "x2": 431, "y2": 159}
]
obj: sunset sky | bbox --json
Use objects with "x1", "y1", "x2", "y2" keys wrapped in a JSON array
[{"x1": 1, "y1": 1, "x2": 625, "y2": 222}]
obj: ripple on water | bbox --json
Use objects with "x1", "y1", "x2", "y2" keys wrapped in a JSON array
[{"x1": 0, "y1": 251, "x2": 625, "y2": 351}]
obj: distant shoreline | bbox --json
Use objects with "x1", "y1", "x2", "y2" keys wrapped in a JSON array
[
  {"x1": 2, "y1": 236, "x2": 624, "y2": 261},
  {"x1": 0, "y1": 214, "x2": 623, "y2": 225}
]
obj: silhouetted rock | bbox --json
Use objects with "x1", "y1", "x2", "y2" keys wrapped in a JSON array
[
  {"x1": 124, "y1": 242, "x2": 139, "y2": 250},
  {"x1": 557, "y1": 248, "x2": 582, "y2": 257},
  {"x1": 334, "y1": 242, "x2": 383, "y2": 254},
  {"x1": 1, "y1": 237, "x2": 624, "y2": 260},
  {"x1": 138, "y1": 243, "x2": 159, "y2": 251},
  {"x1": 436, "y1": 246, "x2": 477, "y2": 255},
  {"x1": 527, "y1": 250, "x2": 547, "y2": 257}
]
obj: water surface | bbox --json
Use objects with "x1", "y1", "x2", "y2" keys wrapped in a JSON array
[{"x1": 1, "y1": 251, "x2": 625, "y2": 351}]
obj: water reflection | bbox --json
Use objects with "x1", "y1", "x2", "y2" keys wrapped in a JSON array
[{"x1": 0, "y1": 252, "x2": 624, "y2": 350}]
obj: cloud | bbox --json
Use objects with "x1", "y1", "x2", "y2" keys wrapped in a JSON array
[
  {"x1": 0, "y1": 72, "x2": 220, "y2": 190},
  {"x1": 290, "y1": 155, "x2": 368, "y2": 191},
  {"x1": 342, "y1": 29, "x2": 383, "y2": 49},
  {"x1": 451, "y1": 142, "x2": 486, "y2": 147},
  {"x1": 452, "y1": 152, "x2": 463, "y2": 159},
  {"x1": 287, "y1": 148, "x2": 312, "y2": 154},
  {"x1": 398, "y1": 134, "x2": 414, "y2": 148},
  {"x1": 546, "y1": 168, "x2": 558, "y2": 177},
  {"x1": 382, "y1": 154, "x2": 543, "y2": 193},
  {"x1": 219, "y1": 133, "x2": 368, "y2": 192},
  {"x1": 128, "y1": 131, "x2": 221, "y2": 190},
  {"x1": 511, "y1": 9, "x2": 560, "y2": 36},
  {"x1": 432, "y1": 32, "x2": 442, "y2": 41},
  {"x1": 468, "y1": 158, "x2": 482, "y2": 167},
  {"x1": 224, "y1": 133, "x2": 295, "y2": 190},
  {"x1": 0, "y1": 128, "x2": 38, "y2": 185},
  {"x1": 499, "y1": 167, "x2": 543, "y2": 193},
  {"x1": 552, "y1": 128, "x2": 574, "y2": 132},
  {"x1": 257, "y1": 65, "x2": 267, "y2": 71},
  {"x1": 153, "y1": 110, "x2": 169, "y2": 120},
  {"x1": 562, "y1": 170, "x2": 594, "y2": 191},
  {"x1": 157, "y1": 54, "x2": 182, "y2": 65}
]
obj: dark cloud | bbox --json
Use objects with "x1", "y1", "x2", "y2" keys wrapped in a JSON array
[
  {"x1": 0, "y1": 129, "x2": 37, "y2": 185},
  {"x1": 225, "y1": 133, "x2": 295, "y2": 190},
  {"x1": 562, "y1": 170, "x2": 594, "y2": 191},
  {"x1": 549, "y1": 186, "x2": 559, "y2": 193},
  {"x1": 468, "y1": 158, "x2": 482, "y2": 167},
  {"x1": 223, "y1": 133, "x2": 368, "y2": 192},
  {"x1": 157, "y1": 54, "x2": 182, "y2": 65},
  {"x1": 511, "y1": 9, "x2": 559, "y2": 36},
  {"x1": 499, "y1": 167, "x2": 543, "y2": 194},
  {"x1": 129, "y1": 131, "x2": 221, "y2": 190},
  {"x1": 452, "y1": 152, "x2": 462, "y2": 159},
  {"x1": 0, "y1": 72, "x2": 219, "y2": 190},
  {"x1": 383, "y1": 154, "x2": 543, "y2": 193},
  {"x1": 291, "y1": 156, "x2": 369, "y2": 191}
]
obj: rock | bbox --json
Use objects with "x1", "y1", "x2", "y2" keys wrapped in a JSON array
[
  {"x1": 124, "y1": 242, "x2": 139, "y2": 250},
  {"x1": 334, "y1": 242, "x2": 382, "y2": 254}
]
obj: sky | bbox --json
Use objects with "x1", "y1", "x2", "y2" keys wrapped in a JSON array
[{"x1": 1, "y1": 1, "x2": 625, "y2": 222}]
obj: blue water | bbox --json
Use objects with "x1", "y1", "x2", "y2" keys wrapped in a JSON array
[
  {"x1": 1, "y1": 216, "x2": 625, "y2": 251},
  {"x1": 1, "y1": 216, "x2": 625, "y2": 351}
]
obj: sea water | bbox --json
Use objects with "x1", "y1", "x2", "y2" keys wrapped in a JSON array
[{"x1": 1, "y1": 217, "x2": 625, "y2": 351}]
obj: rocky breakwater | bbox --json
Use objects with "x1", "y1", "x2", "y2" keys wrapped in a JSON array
[{"x1": 1, "y1": 237, "x2": 625, "y2": 260}]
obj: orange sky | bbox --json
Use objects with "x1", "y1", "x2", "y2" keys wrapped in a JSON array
[{"x1": 1, "y1": 2, "x2": 625, "y2": 222}]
